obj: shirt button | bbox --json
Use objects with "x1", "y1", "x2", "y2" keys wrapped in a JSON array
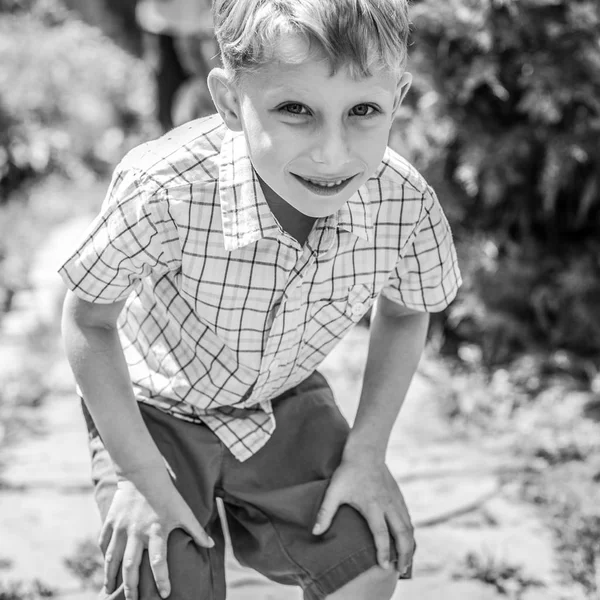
[{"x1": 351, "y1": 302, "x2": 366, "y2": 317}]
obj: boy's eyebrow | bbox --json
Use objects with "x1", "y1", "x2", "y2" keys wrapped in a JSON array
[{"x1": 263, "y1": 82, "x2": 394, "y2": 98}]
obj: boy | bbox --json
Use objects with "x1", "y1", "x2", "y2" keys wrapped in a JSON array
[{"x1": 59, "y1": 0, "x2": 461, "y2": 599}]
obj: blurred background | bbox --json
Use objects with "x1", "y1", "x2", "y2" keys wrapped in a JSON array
[{"x1": 0, "y1": 0, "x2": 599, "y2": 599}]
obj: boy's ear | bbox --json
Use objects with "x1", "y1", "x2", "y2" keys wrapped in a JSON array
[
  {"x1": 207, "y1": 68, "x2": 243, "y2": 131},
  {"x1": 392, "y1": 71, "x2": 413, "y2": 116}
]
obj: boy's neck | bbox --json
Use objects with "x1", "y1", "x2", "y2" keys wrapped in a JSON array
[{"x1": 259, "y1": 177, "x2": 317, "y2": 247}]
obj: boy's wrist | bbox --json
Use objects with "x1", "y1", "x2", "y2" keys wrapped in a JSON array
[
  {"x1": 342, "y1": 434, "x2": 387, "y2": 465},
  {"x1": 116, "y1": 461, "x2": 171, "y2": 486}
]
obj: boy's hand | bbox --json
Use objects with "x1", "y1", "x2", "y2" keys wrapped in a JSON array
[
  {"x1": 312, "y1": 456, "x2": 415, "y2": 576},
  {"x1": 99, "y1": 478, "x2": 214, "y2": 600}
]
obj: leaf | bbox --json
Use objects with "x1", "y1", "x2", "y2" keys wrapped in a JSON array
[
  {"x1": 538, "y1": 143, "x2": 563, "y2": 217},
  {"x1": 576, "y1": 175, "x2": 599, "y2": 227}
]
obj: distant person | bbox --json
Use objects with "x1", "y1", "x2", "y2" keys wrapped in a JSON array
[
  {"x1": 136, "y1": 0, "x2": 218, "y2": 130},
  {"x1": 59, "y1": 0, "x2": 462, "y2": 599}
]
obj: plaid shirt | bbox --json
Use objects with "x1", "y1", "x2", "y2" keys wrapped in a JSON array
[{"x1": 59, "y1": 114, "x2": 461, "y2": 461}]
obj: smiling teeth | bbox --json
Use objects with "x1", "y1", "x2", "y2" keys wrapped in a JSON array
[{"x1": 305, "y1": 177, "x2": 346, "y2": 187}]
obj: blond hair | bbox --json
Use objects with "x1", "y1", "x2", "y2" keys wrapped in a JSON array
[{"x1": 212, "y1": 0, "x2": 411, "y2": 80}]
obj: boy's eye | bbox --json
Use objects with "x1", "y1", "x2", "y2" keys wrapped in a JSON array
[
  {"x1": 280, "y1": 103, "x2": 310, "y2": 116},
  {"x1": 351, "y1": 104, "x2": 377, "y2": 117}
]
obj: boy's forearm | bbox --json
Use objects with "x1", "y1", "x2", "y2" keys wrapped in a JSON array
[
  {"x1": 343, "y1": 297, "x2": 429, "y2": 462},
  {"x1": 62, "y1": 315, "x2": 171, "y2": 488}
]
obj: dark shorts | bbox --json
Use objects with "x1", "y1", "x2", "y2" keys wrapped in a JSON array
[{"x1": 83, "y1": 371, "x2": 397, "y2": 600}]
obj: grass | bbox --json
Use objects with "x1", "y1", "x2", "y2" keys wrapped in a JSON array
[
  {"x1": 436, "y1": 351, "x2": 600, "y2": 598},
  {"x1": 0, "y1": 580, "x2": 55, "y2": 600},
  {"x1": 63, "y1": 539, "x2": 103, "y2": 591},
  {"x1": 452, "y1": 551, "x2": 544, "y2": 598},
  {"x1": 522, "y1": 462, "x2": 600, "y2": 596}
]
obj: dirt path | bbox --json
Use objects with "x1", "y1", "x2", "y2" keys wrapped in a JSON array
[{"x1": 0, "y1": 216, "x2": 572, "y2": 599}]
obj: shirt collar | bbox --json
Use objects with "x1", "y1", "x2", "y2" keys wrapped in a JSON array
[
  {"x1": 218, "y1": 128, "x2": 373, "y2": 250},
  {"x1": 218, "y1": 128, "x2": 280, "y2": 252},
  {"x1": 333, "y1": 184, "x2": 372, "y2": 242}
]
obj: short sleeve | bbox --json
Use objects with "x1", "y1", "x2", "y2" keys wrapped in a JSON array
[
  {"x1": 58, "y1": 155, "x2": 181, "y2": 303},
  {"x1": 381, "y1": 186, "x2": 462, "y2": 312}
]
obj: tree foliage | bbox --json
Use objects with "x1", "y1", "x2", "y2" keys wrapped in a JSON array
[
  {"x1": 0, "y1": 0, "x2": 155, "y2": 200},
  {"x1": 411, "y1": 0, "x2": 600, "y2": 241},
  {"x1": 408, "y1": 0, "x2": 600, "y2": 366}
]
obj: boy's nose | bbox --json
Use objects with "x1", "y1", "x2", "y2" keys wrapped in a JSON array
[{"x1": 310, "y1": 125, "x2": 351, "y2": 168}]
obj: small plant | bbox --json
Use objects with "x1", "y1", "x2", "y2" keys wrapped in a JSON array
[
  {"x1": 0, "y1": 580, "x2": 55, "y2": 600},
  {"x1": 63, "y1": 538, "x2": 103, "y2": 590},
  {"x1": 29, "y1": 582, "x2": 54, "y2": 599},
  {"x1": 453, "y1": 551, "x2": 544, "y2": 598},
  {"x1": 0, "y1": 581, "x2": 25, "y2": 600},
  {"x1": 524, "y1": 469, "x2": 600, "y2": 596}
]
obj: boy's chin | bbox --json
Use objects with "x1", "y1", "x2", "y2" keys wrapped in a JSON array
[
  {"x1": 287, "y1": 196, "x2": 352, "y2": 219},
  {"x1": 292, "y1": 203, "x2": 346, "y2": 219}
]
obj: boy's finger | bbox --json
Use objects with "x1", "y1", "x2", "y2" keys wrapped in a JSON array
[
  {"x1": 366, "y1": 509, "x2": 391, "y2": 569},
  {"x1": 148, "y1": 534, "x2": 171, "y2": 599},
  {"x1": 122, "y1": 541, "x2": 144, "y2": 600},
  {"x1": 394, "y1": 492, "x2": 414, "y2": 532},
  {"x1": 104, "y1": 530, "x2": 126, "y2": 593},
  {"x1": 181, "y1": 518, "x2": 215, "y2": 549},
  {"x1": 387, "y1": 512, "x2": 415, "y2": 574},
  {"x1": 312, "y1": 487, "x2": 341, "y2": 535},
  {"x1": 98, "y1": 521, "x2": 114, "y2": 554}
]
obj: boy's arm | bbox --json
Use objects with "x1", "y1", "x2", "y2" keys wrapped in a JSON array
[
  {"x1": 61, "y1": 291, "x2": 213, "y2": 600},
  {"x1": 343, "y1": 295, "x2": 429, "y2": 459},
  {"x1": 312, "y1": 293, "x2": 429, "y2": 576},
  {"x1": 62, "y1": 291, "x2": 166, "y2": 476}
]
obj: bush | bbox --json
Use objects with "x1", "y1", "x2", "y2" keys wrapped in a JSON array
[
  {"x1": 0, "y1": 1, "x2": 156, "y2": 199},
  {"x1": 410, "y1": 0, "x2": 600, "y2": 241},
  {"x1": 447, "y1": 235, "x2": 600, "y2": 365},
  {"x1": 405, "y1": 0, "x2": 600, "y2": 365}
]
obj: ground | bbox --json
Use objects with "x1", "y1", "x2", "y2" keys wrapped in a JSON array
[{"x1": 0, "y1": 214, "x2": 575, "y2": 600}]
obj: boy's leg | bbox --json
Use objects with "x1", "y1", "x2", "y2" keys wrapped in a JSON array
[
  {"x1": 218, "y1": 372, "x2": 403, "y2": 600},
  {"x1": 82, "y1": 401, "x2": 226, "y2": 600},
  {"x1": 217, "y1": 499, "x2": 300, "y2": 598},
  {"x1": 325, "y1": 565, "x2": 397, "y2": 600}
]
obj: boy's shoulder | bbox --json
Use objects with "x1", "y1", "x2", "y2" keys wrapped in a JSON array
[
  {"x1": 374, "y1": 146, "x2": 432, "y2": 199},
  {"x1": 119, "y1": 113, "x2": 228, "y2": 193}
]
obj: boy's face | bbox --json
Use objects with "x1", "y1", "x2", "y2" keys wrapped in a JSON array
[{"x1": 214, "y1": 49, "x2": 411, "y2": 218}]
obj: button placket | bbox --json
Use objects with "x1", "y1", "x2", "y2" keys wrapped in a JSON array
[
  {"x1": 351, "y1": 302, "x2": 366, "y2": 317},
  {"x1": 259, "y1": 242, "x2": 315, "y2": 393}
]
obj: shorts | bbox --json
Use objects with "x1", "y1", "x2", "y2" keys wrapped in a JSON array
[{"x1": 83, "y1": 371, "x2": 399, "y2": 600}]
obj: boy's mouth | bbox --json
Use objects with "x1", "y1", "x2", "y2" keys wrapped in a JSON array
[{"x1": 292, "y1": 173, "x2": 355, "y2": 196}]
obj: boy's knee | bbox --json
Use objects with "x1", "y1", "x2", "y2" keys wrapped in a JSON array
[
  {"x1": 324, "y1": 565, "x2": 397, "y2": 600},
  {"x1": 145, "y1": 529, "x2": 214, "y2": 600},
  {"x1": 107, "y1": 529, "x2": 216, "y2": 600}
]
